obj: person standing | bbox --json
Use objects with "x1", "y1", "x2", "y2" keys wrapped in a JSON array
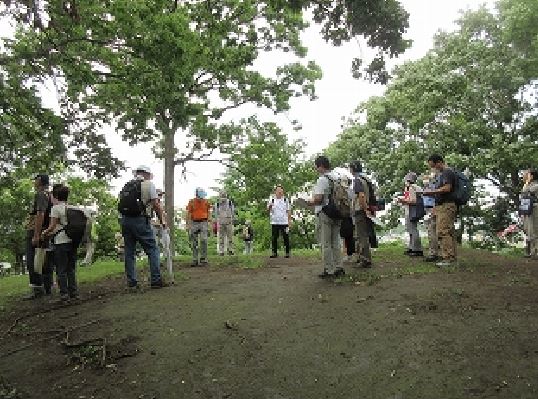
[
  {"x1": 349, "y1": 161, "x2": 373, "y2": 268},
  {"x1": 308, "y1": 156, "x2": 344, "y2": 278},
  {"x1": 243, "y1": 220, "x2": 254, "y2": 255},
  {"x1": 423, "y1": 172, "x2": 440, "y2": 262},
  {"x1": 423, "y1": 154, "x2": 457, "y2": 267},
  {"x1": 215, "y1": 191, "x2": 235, "y2": 256},
  {"x1": 42, "y1": 185, "x2": 79, "y2": 303},
  {"x1": 24, "y1": 174, "x2": 52, "y2": 299},
  {"x1": 268, "y1": 185, "x2": 291, "y2": 258},
  {"x1": 118, "y1": 165, "x2": 166, "y2": 288},
  {"x1": 186, "y1": 188, "x2": 211, "y2": 267},
  {"x1": 521, "y1": 169, "x2": 538, "y2": 259},
  {"x1": 398, "y1": 172, "x2": 424, "y2": 257},
  {"x1": 81, "y1": 211, "x2": 97, "y2": 266}
]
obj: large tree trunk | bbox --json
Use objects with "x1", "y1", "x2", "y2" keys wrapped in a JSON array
[{"x1": 164, "y1": 129, "x2": 176, "y2": 257}]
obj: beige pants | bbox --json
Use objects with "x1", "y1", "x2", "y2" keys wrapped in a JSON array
[
  {"x1": 219, "y1": 223, "x2": 234, "y2": 255},
  {"x1": 354, "y1": 211, "x2": 372, "y2": 263},
  {"x1": 435, "y1": 203, "x2": 457, "y2": 261},
  {"x1": 317, "y1": 212, "x2": 343, "y2": 273},
  {"x1": 425, "y1": 211, "x2": 438, "y2": 257}
]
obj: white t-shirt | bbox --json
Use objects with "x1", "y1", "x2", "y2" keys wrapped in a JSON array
[
  {"x1": 313, "y1": 171, "x2": 339, "y2": 215},
  {"x1": 268, "y1": 197, "x2": 290, "y2": 225},
  {"x1": 50, "y1": 202, "x2": 72, "y2": 245}
]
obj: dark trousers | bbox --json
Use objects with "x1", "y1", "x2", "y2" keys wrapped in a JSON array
[
  {"x1": 271, "y1": 224, "x2": 290, "y2": 255},
  {"x1": 54, "y1": 243, "x2": 78, "y2": 298},
  {"x1": 43, "y1": 251, "x2": 54, "y2": 294},
  {"x1": 344, "y1": 236, "x2": 355, "y2": 256}
]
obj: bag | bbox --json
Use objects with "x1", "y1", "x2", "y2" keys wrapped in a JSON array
[
  {"x1": 34, "y1": 248, "x2": 47, "y2": 275},
  {"x1": 118, "y1": 179, "x2": 145, "y2": 216},
  {"x1": 410, "y1": 193, "x2": 426, "y2": 222},
  {"x1": 453, "y1": 171, "x2": 471, "y2": 206},
  {"x1": 322, "y1": 175, "x2": 351, "y2": 220},
  {"x1": 64, "y1": 207, "x2": 89, "y2": 248},
  {"x1": 359, "y1": 176, "x2": 378, "y2": 209},
  {"x1": 519, "y1": 192, "x2": 536, "y2": 216}
]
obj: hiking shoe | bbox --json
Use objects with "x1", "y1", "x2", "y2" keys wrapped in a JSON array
[
  {"x1": 150, "y1": 280, "x2": 167, "y2": 289},
  {"x1": 404, "y1": 249, "x2": 413, "y2": 255},
  {"x1": 199, "y1": 259, "x2": 208, "y2": 266},
  {"x1": 285, "y1": 253, "x2": 290, "y2": 258},
  {"x1": 424, "y1": 255, "x2": 440, "y2": 262},
  {"x1": 334, "y1": 268, "x2": 346, "y2": 278},
  {"x1": 318, "y1": 270, "x2": 332, "y2": 279},
  {"x1": 436, "y1": 260, "x2": 455, "y2": 267},
  {"x1": 409, "y1": 251, "x2": 424, "y2": 257},
  {"x1": 270, "y1": 254, "x2": 278, "y2": 259}
]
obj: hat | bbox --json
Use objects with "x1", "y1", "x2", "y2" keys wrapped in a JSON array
[
  {"x1": 134, "y1": 165, "x2": 152, "y2": 174},
  {"x1": 34, "y1": 174, "x2": 50, "y2": 186},
  {"x1": 404, "y1": 172, "x2": 418, "y2": 183}
]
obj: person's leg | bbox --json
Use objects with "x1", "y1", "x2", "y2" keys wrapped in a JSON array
[
  {"x1": 42, "y1": 251, "x2": 54, "y2": 295},
  {"x1": 121, "y1": 217, "x2": 138, "y2": 287},
  {"x1": 427, "y1": 214, "x2": 439, "y2": 258},
  {"x1": 355, "y1": 211, "x2": 372, "y2": 265},
  {"x1": 410, "y1": 220, "x2": 423, "y2": 253},
  {"x1": 528, "y1": 212, "x2": 538, "y2": 258},
  {"x1": 219, "y1": 225, "x2": 225, "y2": 255},
  {"x1": 271, "y1": 224, "x2": 279, "y2": 256},
  {"x1": 200, "y1": 222, "x2": 208, "y2": 262},
  {"x1": 190, "y1": 223, "x2": 200, "y2": 264},
  {"x1": 283, "y1": 225, "x2": 290, "y2": 256},
  {"x1": 331, "y1": 219, "x2": 343, "y2": 272},
  {"x1": 436, "y1": 204, "x2": 457, "y2": 262},
  {"x1": 226, "y1": 224, "x2": 234, "y2": 254},
  {"x1": 54, "y1": 244, "x2": 69, "y2": 300},
  {"x1": 135, "y1": 217, "x2": 162, "y2": 285},
  {"x1": 66, "y1": 243, "x2": 78, "y2": 298},
  {"x1": 25, "y1": 232, "x2": 44, "y2": 295},
  {"x1": 320, "y1": 213, "x2": 335, "y2": 274},
  {"x1": 83, "y1": 241, "x2": 95, "y2": 265}
]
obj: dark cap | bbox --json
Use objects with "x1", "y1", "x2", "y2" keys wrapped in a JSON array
[{"x1": 34, "y1": 174, "x2": 50, "y2": 186}]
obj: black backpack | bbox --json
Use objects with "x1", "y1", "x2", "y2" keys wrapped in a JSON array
[
  {"x1": 118, "y1": 180, "x2": 145, "y2": 216},
  {"x1": 453, "y1": 170, "x2": 471, "y2": 206},
  {"x1": 64, "y1": 207, "x2": 89, "y2": 248},
  {"x1": 519, "y1": 192, "x2": 536, "y2": 216}
]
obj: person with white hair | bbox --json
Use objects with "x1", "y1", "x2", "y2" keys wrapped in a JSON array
[
  {"x1": 398, "y1": 172, "x2": 424, "y2": 257},
  {"x1": 117, "y1": 165, "x2": 166, "y2": 289}
]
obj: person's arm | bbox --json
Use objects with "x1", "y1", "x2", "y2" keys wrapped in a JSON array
[
  {"x1": 41, "y1": 217, "x2": 59, "y2": 239},
  {"x1": 32, "y1": 211, "x2": 45, "y2": 246},
  {"x1": 287, "y1": 202, "x2": 292, "y2": 226}
]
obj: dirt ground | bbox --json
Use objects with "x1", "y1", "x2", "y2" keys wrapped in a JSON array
[{"x1": 1, "y1": 249, "x2": 538, "y2": 399}]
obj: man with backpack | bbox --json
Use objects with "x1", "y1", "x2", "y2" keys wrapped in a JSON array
[
  {"x1": 349, "y1": 161, "x2": 373, "y2": 268},
  {"x1": 215, "y1": 190, "x2": 235, "y2": 256},
  {"x1": 117, "y1": 165, "x2": 166, "y2": 289},
  {"x1": 42, "y1": 185, "x2": 81, "y2": 303},
  {"x1": 268, "y1": 185, "x2": 291, "y2": 258},
  {"x1": 307, "y1": 156, "x2": 345, "y2": 278},
  {"x1": 423, "y1": 154, "x2": 458, "y2": 267},
  {"x1": 23, "y1": 174, "x2": 53, "y2": 299}
]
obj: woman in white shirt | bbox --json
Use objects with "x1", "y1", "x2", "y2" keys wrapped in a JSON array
[{"x1": 268, "y1": 185, "x2": 291, "y2": 258}]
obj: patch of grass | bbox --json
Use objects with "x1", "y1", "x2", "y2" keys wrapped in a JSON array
[{"x1": 208, "y1": 254, "x2": 265, "y2": 269}]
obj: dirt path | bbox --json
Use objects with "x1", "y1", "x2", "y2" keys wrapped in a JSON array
[{"x1": 2, "y1": 251, "x2": 538, "y2": 399}]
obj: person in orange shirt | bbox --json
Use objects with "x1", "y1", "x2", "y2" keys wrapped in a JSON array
[{"x1": 186, "y1": 188, "x2": 212, "y2": 267}]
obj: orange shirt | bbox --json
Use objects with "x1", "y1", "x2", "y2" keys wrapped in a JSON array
[{"x1": 187, "y1": 198, "x2": 211, "y2": 221}]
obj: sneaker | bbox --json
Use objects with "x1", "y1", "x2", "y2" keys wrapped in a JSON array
[
  {"x1": 424, "y1": 255, "x2": 440, "y2": 262},
  {"x1": 404, "y1": 249, "x2": 413, "y2": 255},
  {"x1": 199, "y1": 259, "x2": 208, "y2": 266},
  {"x1": 409, "y1": 251, "x2": 424, "y2": 257},
  {"x1": 436, "y1": 260, "x2": 455, "y2": 267},
  {"x1": 270, "y1": 254, "x2": 278, "y2": 259},
  {"x1": 285, "y1": 253, "x2": 290, "y2": 258},
  {"x1": 190, "y1": 261, "x2": 199, "y2": 267},
  {"x1": 334, "y1": 268, "x2": 346, "y2": 278},
  {"x1": 318, "y1": 270, "x2": 332, "y2": 279}
]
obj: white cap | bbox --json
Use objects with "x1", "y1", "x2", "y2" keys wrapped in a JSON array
[{"x1": 134, "y1": 165, "x2": 152, "y2": 174}]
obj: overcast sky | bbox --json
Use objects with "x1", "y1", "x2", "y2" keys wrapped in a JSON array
[{"x1": 3, "y1": 0, "x2": 498, "y2": 207}]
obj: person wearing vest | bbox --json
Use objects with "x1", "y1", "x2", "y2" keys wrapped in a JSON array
[
  {"x1": 24, "y1": 174, "x2": 53, "y2": 299},
  {"x1": 307, "y1": 156, "x2": 344, "y2": 278},
  {"x1": 119, "y1": 165, "x2": 166, "y2": 289},
  {"x1": 268, "y1": 185, "x2": 291, "y2": 258},
  {"x1": 521, "y1": 169, "x2": 538, "y2": 259},
  {"x1": 422, "y1": 172, "x2": 440, "y2": 262},
  {"x1": 423, "y1": 154, "x2": 458, "y2": 267},
  {"x1": 349, "y1": 161, "x2": 373, "y2": 268},
  {"x1": 186, "y1": 188, "x2": 212, "y2": 266},
  {"x1": 215, "y1": 190, "x2": 235, "y2": 256},
  {"x1": 398, "y1": 172, "x2": 424, "y2": 257}
]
